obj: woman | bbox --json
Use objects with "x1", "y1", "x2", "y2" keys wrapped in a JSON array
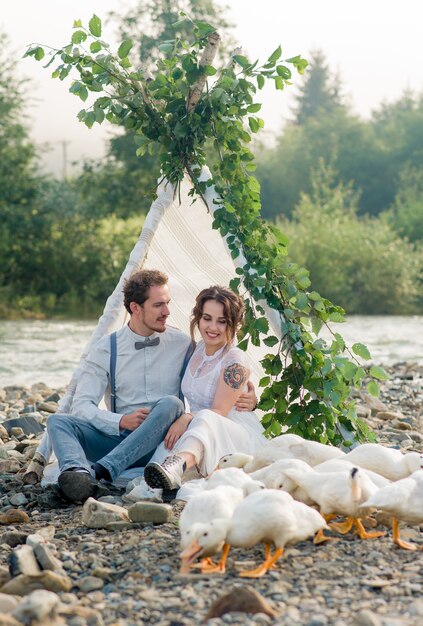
[{"x1": 144, "y1": 285, "x2": 266, "y2": 490}]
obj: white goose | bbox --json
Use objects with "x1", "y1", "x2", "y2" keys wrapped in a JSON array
[
  {"x1": 361, "y1": 469, "x2": 423, "y2": 551},
  {"x1": 205, "y1": 467, "x2": 265, "y2": 495},
  {"x1": 217, "y1": 434, "x2": 345, "y2": 473},
  {"x1": 315, "y1": 458, "x2": 391, "y2": 488},
  {"x1": 345, "y1": 443, "x2": 423, "y2": 481},
  {"x1": 284, "y1": 466, "x2": 385, "y2": 541},
  {"x1": 180, "y1": 489, "x2": 327, "y2": 578},
  {"x1": 179, "y1": 485, "x2": 244, "y2": 573}
]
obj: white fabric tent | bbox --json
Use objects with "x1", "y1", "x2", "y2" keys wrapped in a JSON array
[{"x1": 32, "y1": 167, "x2": 282, "y2": 466}]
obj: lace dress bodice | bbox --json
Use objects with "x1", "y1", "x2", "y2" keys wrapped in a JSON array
[{"x1": 181, "y1": 341, "x2": 248, "y2": 413}]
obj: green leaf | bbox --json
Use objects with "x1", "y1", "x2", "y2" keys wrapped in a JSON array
[
  {"x1": 294, "y1": 293, "x2": 308, "y2": 310},
  {"x1": 90, "y1": 41, "x2": 102, "y2": 53},
  {"x1": 203, "y1": 64, "x2": 217, "y2": 76},
  {"x1": 257, "y1": 74, "x2": 265, "y2": 90},
  {"x1": 89, "y1": 14, "x2": 102, "y2": 37},
  {"x1": 73, "y1": 19, "x2": 82, "y2": 28},
  {"x1": 233, "y1": 54, "x2": 250, "y2": 68},
  {"x1": 259, "y1": 376, "x2": 270, "y2": 387},
  {"x1": 369, "y1": 366, "x2": 389, "y2": 381},
  {"x1": 248, "y1": 117, "x2": 260, "y2": 133},
  {"x1": 118, "y1": 39, "x2": 133, "y2": 59},
  {"x1": 352, "y1": 343, "x2": 372, "y2": 361},
  {"x1": 271, "y1": 420, "x2": 282, "y2": 436},
  {"x1": 267, "y1": 45, "x2": 282, "y2": 65},
  {"x1": 71, "y1": 30, "x2": 87, "y2": 44},
  {"x1": 263, "y1": 336, "x2": 279, "y2": 347},
  {"x1": 79, "y1": 85, "x2": 88, "y2": 101},
  {"x1": 254, "y1": 317, "x2": 269, "y2": 333},
  {"x1": 84, "y1": 111, "x2": 96, "y2": 128},
  {"x1": 274, "y1": 76, "x2": 284, "y2": 90},
  {"x1": 343, "y1": 361, "x2": 357, "y2": 381},
  {"x1": 367, "y1": 381, "x2": 380, "y2": 397},
  {"x1": 237, "y1": 338, "x2": 249, "y2": 351},
  {"x1": 247, "y1": 103, "x2": 262, "y2": 113},
  {"x1": 276, "y1": 65, "x2": 292, "y2": 79},
  {"x1": 35, "y1": 47, "x2": 45, "y2": 61},
  {"x1": 328, "y1": 311, "x2": 345, "y2": 323}
]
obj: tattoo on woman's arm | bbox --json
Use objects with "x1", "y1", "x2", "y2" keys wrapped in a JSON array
[{"x1": 223, "y1": 363, "x2": 248, "y2": 389}]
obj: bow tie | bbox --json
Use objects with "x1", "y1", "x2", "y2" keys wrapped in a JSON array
[{"x1": 135, "y1": 337, "x2": 160, "y2": 350}]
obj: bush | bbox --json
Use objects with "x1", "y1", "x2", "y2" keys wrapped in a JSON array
[{"x1": 278, "y1": 165, "x2": 423, "y2": 314}]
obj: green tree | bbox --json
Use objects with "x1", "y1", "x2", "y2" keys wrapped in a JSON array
[
  {"x1": 292, "y1": 49, "x2": 343, "y2": 124},
  {"x1": 258, "y1": 107, "x2": 386, "y2": 219},
  {"x1": 280, "y1": 163, "x2": 422, "y2": 314},
  {"x1": 112, "y1": 0, "x2": 234, "y2": 68},
  {"x1": 102, "y1": 0, "x2": 235, "y2": 218},
  {"x1": 386, "y1": 165, "x2": 423, "y2": 243},
  {"x1": 0, "y1": 33, "x2": 44, "y2": 294}
]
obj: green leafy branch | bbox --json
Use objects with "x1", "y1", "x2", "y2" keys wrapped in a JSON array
[{"x1": 25, "y1": 14, "x2": 388, "y2": 445}]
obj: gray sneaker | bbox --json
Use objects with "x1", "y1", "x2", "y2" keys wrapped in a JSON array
[{"x1": 144, "y1": 455, "x2": 186, "y2": 490}]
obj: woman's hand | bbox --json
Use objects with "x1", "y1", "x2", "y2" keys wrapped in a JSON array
[
  {"x1": 164, "y1": 413, "x2": 192, "y2": 450},
  {"x1": 235, "y1": 381, "x2": 258, "y2": 412}
]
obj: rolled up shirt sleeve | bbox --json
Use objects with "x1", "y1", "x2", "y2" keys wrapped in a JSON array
[{"x1": 71, "y1": 356, "x2": 123, "y2": 437}]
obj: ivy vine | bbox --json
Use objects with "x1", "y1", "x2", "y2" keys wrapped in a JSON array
[{"x1": 26, "y1": 14, "x2": 388, "y2": 445}]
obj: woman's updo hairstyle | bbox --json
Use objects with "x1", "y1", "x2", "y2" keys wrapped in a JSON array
[{"x1": 190, "y1": 285, "x2": 245, "y2": 344}]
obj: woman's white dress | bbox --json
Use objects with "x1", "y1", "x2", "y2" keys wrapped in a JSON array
[{"x1": 171, "y1": 341, "x2": 266, "y2": 475}]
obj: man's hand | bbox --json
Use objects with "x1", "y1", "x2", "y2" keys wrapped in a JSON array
[
  {"x1": 119, "y1": 408, "x2": 150, "y2": 431},
  {"x1": 235, "y1": 380, "x2": 258, "y2": 412},
  {"x1": 164, "y1": 413, "x2": 192, "y2": 450}
]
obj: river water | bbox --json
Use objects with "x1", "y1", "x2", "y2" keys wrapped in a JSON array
[{"x1": 0, "y1": 316, "x2": 422, "y2": 388}]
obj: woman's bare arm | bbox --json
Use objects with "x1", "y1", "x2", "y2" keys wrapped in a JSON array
[{"x1": 211, "y1": 362, "x2": 250, "y2": 416}]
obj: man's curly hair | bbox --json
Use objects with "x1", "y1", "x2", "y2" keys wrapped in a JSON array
[{"x1": 123, "y1": 270, "x2": 168, "y2": 313}]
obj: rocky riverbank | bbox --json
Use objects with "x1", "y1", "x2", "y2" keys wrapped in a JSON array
[{"x1": 0, "y1": 362, "x2": 422, "y2": 626}]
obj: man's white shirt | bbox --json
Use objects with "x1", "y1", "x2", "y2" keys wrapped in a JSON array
[{"x1": 71, "y1": 325, "x2": 191, "y2": 436}]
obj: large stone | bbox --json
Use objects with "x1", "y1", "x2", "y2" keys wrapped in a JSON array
[
  {"x1": 376, "y1": 410, "x2": 407, "y2": 421},
  {"x1": 0, "y1": 532, "x2": 28, "y2": 548},
  {"x1": 0, "y1": 510, "x2": 30, "y2": 525},
  {"x1": 0, "y1": 571, "x2": 72, "y2": 595},
  {"x1": 0, "y1": 461, "x2": 20, "y2": 474},
  {"x1": 59, "y1": 604, "x2": 104, "y2": 626},
  {"x1": 12, "y1": 589, "x2": 60, "y2": 624},
  {"x1": 2, "y1": 416, "x2": 44, "y2": 437},
  {"x1": 204, "y1": 586, "x2": 278, "y2": 620},
  {"x1": 128, "y1": 502, "x2": 173, "y2": 524},
  {"x1": 353, "y1": 610, "x2": 382, "y2": 626},
  {"x1": 0, "y1": 568, "x2": 10, "y2": 588},
  {"x1": 36, "y1": 402, "x2": 58, "y2": 413},
  {"x1": 8, "y1": 493, "x2": 28, "y2": 507},
  {"x1": 9, "y1": 545, "x2": 41, "y2": 577},
  {"x1": 81, "y1": 498, "x2": 130, "y2": 529},
  {"x1": 0, "y1": 614, "x2": 21, "y2": 626},
  {"x1": 76, "y1": 576, "x2": 104, "y2": 593},
  {"x1": 0, "y1": 593, "x2": 20, "y2": 614},
  {"x1": 360, "y1": 393, "x2": 388, "y2": 415},
  {"x1": 33, "y1": 544, "x2": 64, "y2": 572}
]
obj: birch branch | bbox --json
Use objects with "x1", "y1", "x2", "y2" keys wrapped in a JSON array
[{"x1": 186, "y1": 31, "x2": 221, "y2": 113}]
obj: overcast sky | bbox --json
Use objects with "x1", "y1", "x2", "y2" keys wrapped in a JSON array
[{"x1": 2, "y1": 0, "x2": 422, "y2": 177}]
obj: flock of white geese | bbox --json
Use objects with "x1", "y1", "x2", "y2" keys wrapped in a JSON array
[{"x1": 178, "y1": 435, "x2": 423, "y2": 578}]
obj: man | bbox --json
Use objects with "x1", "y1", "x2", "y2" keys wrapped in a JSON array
[{"x1": 48, "y1": 270, "x2": 256, "y2": 502}]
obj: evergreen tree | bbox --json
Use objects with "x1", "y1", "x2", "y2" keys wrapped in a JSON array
[{"x1": 292, "y1": 49, "x2": 343, "y2": 124}]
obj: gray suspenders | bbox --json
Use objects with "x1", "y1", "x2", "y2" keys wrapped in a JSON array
[{"x1": 109, "y1": 331, "x2": 117, "y2": 413}]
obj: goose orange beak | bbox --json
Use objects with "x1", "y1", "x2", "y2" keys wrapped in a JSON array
[{"x1": 180, "y1": 539, "x2": 203, "y2": 573}]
